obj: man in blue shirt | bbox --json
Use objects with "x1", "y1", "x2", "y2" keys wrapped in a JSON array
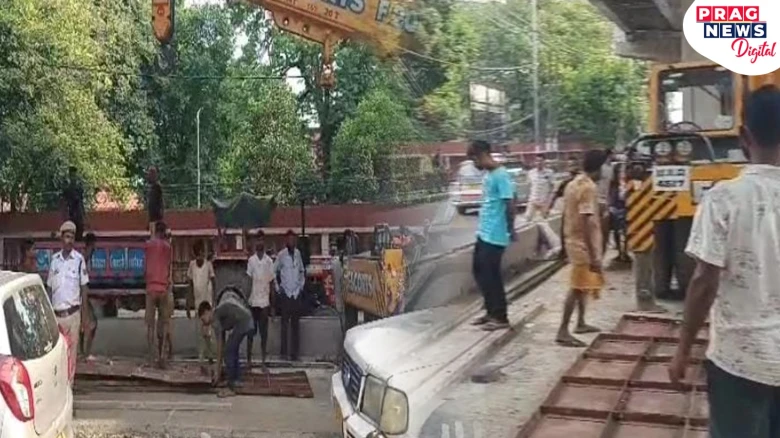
[{"x1": 468, "y1": 140, "x2": 517, "y2": 331}]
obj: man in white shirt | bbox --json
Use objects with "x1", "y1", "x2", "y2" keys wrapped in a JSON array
[
  {"x1": 526, "y1": 154, "x2": 555, "y2": 222},
  {"x1": 47, "y1": 221, "x2": 90, "y2": 371},
  {"x1": 187, "y1": 240, "x2": 215, "y2": 368},
  {"x1": 274, "y1": 230, "x2": 305, "y2": 361},
  {"x1": 245, "y1": 231, "x2": 275, "y2": 368},
  {"x1": 669, "y1": 86, "x2": 780, "y2": 438}
]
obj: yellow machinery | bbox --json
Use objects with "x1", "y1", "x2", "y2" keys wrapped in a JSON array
[
  {"x1": 626, "y1": 61, "x2": 780, "y2": 298},
  {"x1": 151, "y1": 0, "x2": 420, "y2": 88}
]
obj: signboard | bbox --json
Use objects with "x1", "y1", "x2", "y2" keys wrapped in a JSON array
[
  {"x1": 91, "y1": 249, "x2": 108, "y2": 272},
  {"x1": 128, "y1": 249, "x2": 145, "y2": 275},
  {"x1": 653, "y1": 166, "x2": 691, "y2": 192},
  {"x1": 110, "y1": 249, "x2": 127, "y2": 272},
  {"x1": 343, "y1": 258, "x2": 384, "y2": 316},
  {"x1": 381, "y1": 249, "x2": 405, "y2": 315}
]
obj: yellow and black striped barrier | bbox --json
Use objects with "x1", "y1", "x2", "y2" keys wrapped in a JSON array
[{"x1": 626, "y1": 179, "x2": 677, "y2": 253}]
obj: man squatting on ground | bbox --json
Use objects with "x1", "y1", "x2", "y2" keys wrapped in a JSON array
[
  {"x1": 555, "y1": 150, "x2": 605, "y2": 348},
  {"x1": 669, "y1": 85, "x2": 780, "y2": 438},
  {"x1": 199, "y1": 286, "x2": 255, "y2": 398},
  {"x1": 467, "y1": 140, "x2": 517, "y2": 331}
]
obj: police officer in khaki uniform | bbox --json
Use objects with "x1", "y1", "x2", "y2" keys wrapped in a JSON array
[{"x1": 47, "y1": 221, "x2": 91, "y2": 370}]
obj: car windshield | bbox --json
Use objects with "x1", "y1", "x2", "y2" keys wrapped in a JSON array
[{"x1": 658, "y1": 66, "x2": 734, "y2": 131}]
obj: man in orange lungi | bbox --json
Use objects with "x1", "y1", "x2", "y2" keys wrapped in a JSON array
[{"x1": 555, "y1": 149, "x2": 605, "y2": 347}]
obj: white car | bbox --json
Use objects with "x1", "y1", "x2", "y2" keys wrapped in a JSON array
[
  {"x1": 0, "y1": 272, "x2": 74, "y2": 438},
  {"x1": 449, "y1": 158, "x2": 531, "y2": 214}
]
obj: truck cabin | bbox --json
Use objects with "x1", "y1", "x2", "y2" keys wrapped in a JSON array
[{"x1": 643, "y1": 62, "x2": 779, "y2": 165}]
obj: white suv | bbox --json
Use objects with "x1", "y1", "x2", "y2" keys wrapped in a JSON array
[{"x1": 0, "y1": 272, "x2": 74, "y2": 438}]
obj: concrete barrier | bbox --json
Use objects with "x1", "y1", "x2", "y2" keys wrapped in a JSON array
[
  {"x1": 408, "y1": 217, "x2": 562, "y2": 310},
  {"x1": 91, "y1": 315, "x2": 344, "y2": 362}
]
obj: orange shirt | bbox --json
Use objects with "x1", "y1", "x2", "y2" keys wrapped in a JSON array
[
  {"x1": 145, "y1": 238, "x2": 172, "y2": 294},
  {"x1": 562, "y1": 174, "x2": 602, "y2": 265}
]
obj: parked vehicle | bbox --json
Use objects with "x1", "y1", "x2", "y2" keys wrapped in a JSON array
[
  {"x1": 449, "y1": 158, "x2": 532, "y2": 215},
  {"x1": 0, "y1": 271, "x2": 74, "y2": 438}
]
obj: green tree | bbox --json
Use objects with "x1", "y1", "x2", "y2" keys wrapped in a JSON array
[
  {"x1": 0, "y1": 0, "x2": 132, "y2": 210},
  {"x1": 215, "y1": 64, "x2": 313, "y2": 204},
  {"x1": 330, "y1": 88, "x2": 419, "y2": 203}
]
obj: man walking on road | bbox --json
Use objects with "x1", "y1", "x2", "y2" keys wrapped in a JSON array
[
  {"x1": 669, "y1": 85, "x2": 780, "y2": 438},
  {"x1": 555, "y1": 150, "x2": 604, "y2": 347},
  {"x1": 48, "y1": 221, "x2": 91, "y2": 372},
  {"x1": 526, "y1": 154, "x2": 555, "y2": 222},
  {"x1": 275, "y1": 230, "x2": 305, "y2": 361},
  {"x1": 144, "y1": 221, "x2": 172, "y2": 368},
  {"x1": 468, "y1": 140, "x2": 516, "y2": 331}
]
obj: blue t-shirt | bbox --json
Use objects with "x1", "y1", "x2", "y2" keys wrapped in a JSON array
[{"x1": 477, "y1": 167, "x2": 515, "y2": 247}]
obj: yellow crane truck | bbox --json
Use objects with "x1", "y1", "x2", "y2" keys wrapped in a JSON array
[{"x1": 626, "y1": 62, "x2": 780, "y2": 299}]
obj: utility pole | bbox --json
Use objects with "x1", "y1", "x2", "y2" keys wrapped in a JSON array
[
  {"x1": 196, "y1": 107, "x2": 203, "y2": 209},
  {"x1": 531, "y1": 0, "x2": 540, "y2": 151}
]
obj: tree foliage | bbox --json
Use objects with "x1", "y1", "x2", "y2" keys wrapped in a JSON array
[{"x1": 0, "y1": 0, "x2": 648, "y2": 211}]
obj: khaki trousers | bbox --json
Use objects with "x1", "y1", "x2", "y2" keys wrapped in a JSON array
[{"x1": 57, "y1": 312, "x2": 81, "y2": 375}]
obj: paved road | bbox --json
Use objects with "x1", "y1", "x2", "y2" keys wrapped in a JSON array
[{"x1": 75, "y1": 367, "x2": 341, "y2": 438}]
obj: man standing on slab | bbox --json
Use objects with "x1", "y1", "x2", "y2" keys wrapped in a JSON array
[{"x1": 467, "y1": 140, "x2": 517, "y2": 332}]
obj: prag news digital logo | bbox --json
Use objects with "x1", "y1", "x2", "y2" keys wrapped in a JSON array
[{"x1": 696, "y1": 6, "x2": 776, "y2": 63}]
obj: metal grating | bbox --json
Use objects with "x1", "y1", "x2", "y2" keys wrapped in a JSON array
[
  {"x1": 342, "y1": 353, "x2": 363, "y2": 406},
  {"x1": 517, "y1": 314, "x2": 710, "y2": 438},
  {"x1": 76, "y1": 360, "x2": 314, "y2": 398}
]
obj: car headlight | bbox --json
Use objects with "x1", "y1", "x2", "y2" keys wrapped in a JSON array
[
  {"x1": 360, "y1": 376, "x2": 409, "y2": 435},
  {"x1": 655, "y1": 141, "x2": 672, "y2": 156},
  {"x1": 676, "y1": 140, "x2": 693, "y2": 156},
  {"x1": 380, "y1": 386, "x2": 409, "y2": 434},
  {"x1": 361, "y1": 375, "x2": 385, "y2": 425}
]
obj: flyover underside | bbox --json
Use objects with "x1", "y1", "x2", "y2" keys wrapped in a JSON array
[{"x1": 590, "y1": 0, "x2": 706, "y2": 63}]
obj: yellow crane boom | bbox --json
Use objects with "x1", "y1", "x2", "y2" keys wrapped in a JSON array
[{"x1": 150, "y1": 0, "x2": 420, "y2": 88}]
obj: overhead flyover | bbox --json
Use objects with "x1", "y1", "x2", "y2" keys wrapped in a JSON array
[{"x1": 589, "y1": 0, "x2": 685, "y2": 62}]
